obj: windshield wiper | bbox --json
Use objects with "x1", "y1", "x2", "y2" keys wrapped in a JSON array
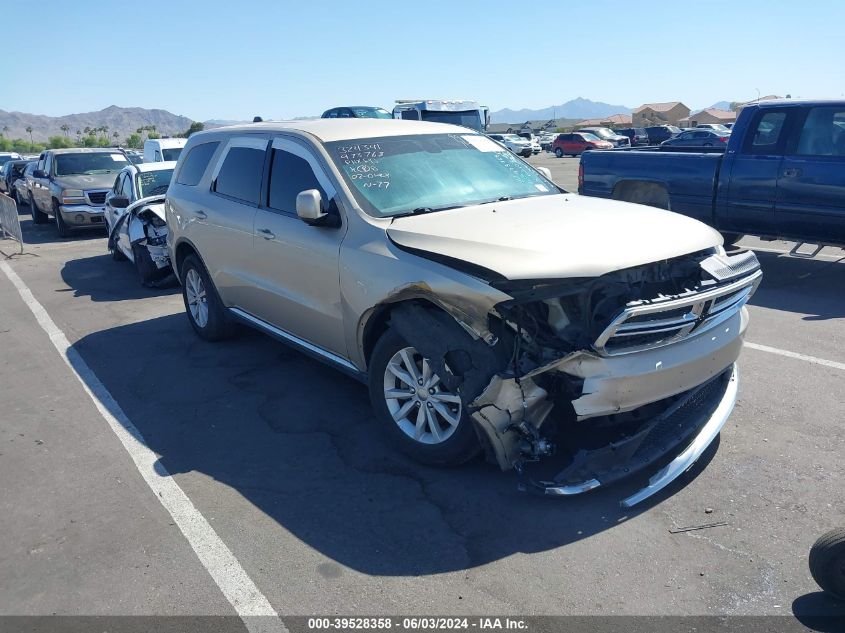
[
  {"x1": 393, "y1": 204, "x2": 464, "y2": 217},
  {"x1": 477, "y1": 196, "x2": 512, "y2": 205}
]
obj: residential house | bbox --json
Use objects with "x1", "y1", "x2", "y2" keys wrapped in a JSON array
[
  {"x1": 680, "y1": 108, "x2": 737, "y2": 128},
  {"x1": 632, "y1": 102, "x2": 691, "y2": 127},
  {"x1": 574, "y1": 113, "x2": 632, "y2": 128}
]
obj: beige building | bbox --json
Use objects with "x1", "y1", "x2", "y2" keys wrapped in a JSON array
[
  {"x1": 575, "y1": 113, "x2": 632, "y2": 128},
  {"x1": 632, "y1": 102, "x2": 691, "y2": 127},
  {"x1": 680, "y1": 108, "x2": 737, "y2": 128}
]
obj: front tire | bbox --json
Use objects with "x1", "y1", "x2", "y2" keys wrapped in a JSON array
[
  {"x1": 809, "y1": 527, "x2": 845, "y2": 600},
  {"x1": 179, "y1": 254, "x2": 234, "y2": 341},
  {"x1": 54, "y1": 201, "x2": 70, "y2": 238},
  {"x1": 368, "y1": 328, "x2": 479, "y2": 466}
]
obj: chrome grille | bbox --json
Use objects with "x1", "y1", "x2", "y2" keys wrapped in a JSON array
[
  {"x1": 593, "y1": 269, "x2": 762, "y2": 356},
  {"x1": 86, "y1": 191, "x2": 107, "y2": 205}
]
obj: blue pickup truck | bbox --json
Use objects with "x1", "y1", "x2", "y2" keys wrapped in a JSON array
[{"x1": 579, "y1": 99, "x2": 845, "y2": 246}]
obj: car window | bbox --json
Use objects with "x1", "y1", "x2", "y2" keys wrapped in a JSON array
[
  {"x1": 795, "y1": 106, "x2": 845, "y2": 157},
  {"x1": 268, "y1": 149, "x2": 327, "y2": 214},
  {"x1": 745, "y1": 110, "x2": 788, "y2": 155},
  {"x1": 121, "y1": 173, "x2": 134, "y2": 199},
  {"x1": 213, "y1": 146, "x2": 265, "y2": 205},
  {"x1": 176, "y1": 141, "x2": 220, "y2": 186}
]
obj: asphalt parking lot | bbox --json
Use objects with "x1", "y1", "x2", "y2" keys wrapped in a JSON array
[{"x1": 1, "y1": 189, "x2": 844, "y2": 627}]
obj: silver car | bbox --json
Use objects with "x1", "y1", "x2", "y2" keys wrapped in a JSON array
[{"x1": 166, "y1": 119, "x2": 760, "y2": 505}]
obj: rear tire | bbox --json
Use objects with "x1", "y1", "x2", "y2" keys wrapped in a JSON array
[
  {"x1": 179, "y1": 254, "x2": 234, "y2": 341},
  {"x1": 30, "y1": 194, "x2": 48, "y2": 224},
  {"x1": 554, "y1": 148, "x2": 564, "y2": 158},
  {"x1": 368, "y1": 328, "x2": 479, "y2": 466},
  {"x1": 809, "y1": 527, "x2": 845, "y2": 600},
  {"x1": 719, "y1": 232, "x2": 743, "y2": 247}
]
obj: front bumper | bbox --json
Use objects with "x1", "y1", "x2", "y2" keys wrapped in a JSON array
[
  {"x1": 59, "y1": 204, "x2": 106, "y2": 227},
  {"x1": 524, "y1": 364, "x2": 738, "y2": 507}
]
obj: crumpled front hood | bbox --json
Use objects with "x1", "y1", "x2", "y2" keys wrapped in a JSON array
[
  {"x1": 126, "y1": 195, "x2": 166, "y2": 221},
  {"x1": 53, "y1": 173, "x2": 119, "y2": 190},
  {"x1": 387, "y1": 194, "x2": 722, "y2": 280}
]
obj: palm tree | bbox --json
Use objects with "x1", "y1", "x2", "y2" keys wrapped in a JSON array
[
  {"x1": 102, "y1": 125, "x2": 109, "y2": 139},
  {"x1": 25, "y1": 126, "x2": 33, "y2": 144},
  {"x1": 1, "y1": 125, "x2": 8, "y2": 138},
  {"x1": 84, "y1": 127, "x2": 91, "y2": 136},
  {"x1": 76, "y1": 129, "x2": 81, "y2": 140},
  {"x1": 60, "y1": 124, "x2": 70, "y2": 137}
]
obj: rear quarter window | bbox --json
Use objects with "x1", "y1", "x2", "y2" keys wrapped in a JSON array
[
  {"x1": 213, "y1": 146, "x2": 266, "y2": 205},
  {"x1": 176, "y1": 141, "x2": 220, "y2": 186}
]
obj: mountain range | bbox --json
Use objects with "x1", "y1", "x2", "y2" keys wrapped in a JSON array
[
  {"x1": 490, "y1": 97, "x2": 633, "y2": 124},
  {"x1": 0, "y1": 106, "x2": 194, "y2": 143}
]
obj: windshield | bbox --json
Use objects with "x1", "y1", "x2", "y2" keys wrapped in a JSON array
[
  {"x1": 326, "y1": 134, "x2": 559, "y2": 218},
  {"x1": 503, "y1": 134, "x2": 522, "y2": 141},
  {"x1": 579, "y1": 133, "x2": 602, "y2": 142},
  {"x1": 161, "y1": 148, "x2": 183, "y2": 161},
  {"x1": 136, "y1": 169, "x2": 174, "y2": 198},
  {"x1": 54, "y1": 152, "x2": 130, "y2": 176},
  {"x1": 352, "y1": 107, "x2": 393, "y2": 119},
  {"x1": 419, "y1": 110, "x2": 483, "y2": 131}
]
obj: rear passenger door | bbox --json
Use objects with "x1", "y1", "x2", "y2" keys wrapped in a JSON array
[
  {"x1": 248, "y1": 136, "x2": 348, "y2": 357},
  {"x1": 776, "y1": 105, "x2": 845, "y2": 244},
  {"x1": 721, "y1": 107, "x2": 796, "y2": 235}
]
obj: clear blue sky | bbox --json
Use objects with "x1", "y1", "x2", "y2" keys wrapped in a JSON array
[{"x1": 6, "y1": 0, "x2": 844, "y2": 120}]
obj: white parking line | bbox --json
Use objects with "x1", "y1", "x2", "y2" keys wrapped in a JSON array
[
  {"x1": 745, "y1": 341, "x2": 845, "y2": 372},
  {"x1": 745, "y1": 245, "x2": 845, "y2": 261},
  {"x1": 0, "y1": 260, "x2": 285, "y2": 633}
]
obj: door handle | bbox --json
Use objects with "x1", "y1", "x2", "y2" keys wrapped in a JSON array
[
  {"x1": 257, "y1": 228, "x2": 275, "y2": 240},
  {"x1": 194, "y1": 210, "x2": 207, "y2": 219},
  {"x1": 782, "y1": 168, "x2": 801, "y2": 178}
]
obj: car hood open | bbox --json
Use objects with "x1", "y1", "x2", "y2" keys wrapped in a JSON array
[{"x1": 386, "y1": 194, "x2": 722, "y2": 280}]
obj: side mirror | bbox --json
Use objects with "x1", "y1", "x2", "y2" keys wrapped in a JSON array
[
  {"x1": 537, "y1": 167, "x2": 552, "y2": 180},
  {"x1": 33, "y1": 169, "x2": 47, "y2": 178},
  {"x1": 110, "y1": 195, "x2": 130, "y2": 209},
  {"x1": 295, "y1": 189, "x2": 328, "y2": 225}
]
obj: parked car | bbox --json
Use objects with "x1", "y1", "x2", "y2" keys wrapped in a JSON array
[
  {"x1": 616, "y1": 128, "x2": 650, "y2": 146},
  {"x1": 724, "y1": 123, "x2": 734, "y2": 130},
  {"x1": 538, "y1": 133, "x2": 557, "y2": 151},
  {"x1": 645, "y1": 125, "x2": 682, "y2": 145},
  {"x1": 126, "y1": 151, "x2": 145, "y2": 165},
  {"x1": 516, "y1": 132, "x2": 542, "y2": 154},
  {"x1": 104, "y1": 161, "x2": 176, "y2": 235},
  {"x1": 580, "y1": 99, "x2": 845, "y2": 247},
  {"x1": 166, "y1": 119, "x2": 760, "y2": 505},
  {"x1": 29, "y1": 148, "x2": 131, "y2": 236},
  {"x1": 14, "y1": 162, "x2": 37, "y2": 205},
  {"x1": 322, "y1": 106, "x2": 393, "y2": 119},
  {"x1": 695, "y1": 123, "x2": 731, "y2": 133},
  {"x1": 0, "y1": 152, "x2": 23, "y2": 166},
  {"x1": 660, "y1": 129, "x2": 730, "y2": 148},
  {"x1": 488, "y1": 133, "x2": 533, "y2": 157},
  {"x1": 577, "y1": 127, "x2": 630, "y2": 147},
  {"x1": 2, "y1": 159, "x2": 36, "y2": 202},
  {"x1": 552, "y1": 132, "x2": 613, "y2": 157},
  {"x1": 144, "y1": 138, "x2": 186, "y2": 163}
]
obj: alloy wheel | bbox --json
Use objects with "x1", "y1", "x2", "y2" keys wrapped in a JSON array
[
  {"x1": 185, "y1": 268, "x2": 209, "y2": 328},
  {"x1": 382, "y1": 346, "x2": 462, "y2": 445}
]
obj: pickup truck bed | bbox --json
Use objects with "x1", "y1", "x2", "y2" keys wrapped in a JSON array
[{"x1": 579, "y1": 100, "x2": 845, "y2": 247}]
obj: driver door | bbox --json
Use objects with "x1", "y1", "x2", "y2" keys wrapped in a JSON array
[{"x1": 247, "y1": 136, "x2": 348, "y2": 357}]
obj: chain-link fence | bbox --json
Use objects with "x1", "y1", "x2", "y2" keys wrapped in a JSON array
[{"x1": 0, "y1": 193, "x2": 24, "y2": 254}]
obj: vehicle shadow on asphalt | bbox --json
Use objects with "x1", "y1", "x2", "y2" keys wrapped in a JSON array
[
  {"x1": 791, "y1": 592, "x2": 845, "y2": 632},
  {"x1": 60, "y1": 254, "x2": 179, "y2": 301},
  {"x1": 71, "y1": 312, "x2": 722, "y2": 576},
  {"x1": 748, "y1": 251, "x2": 845, "y2": 321}
]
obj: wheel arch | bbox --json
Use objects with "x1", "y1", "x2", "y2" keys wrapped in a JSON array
[{"x1": 611, "y1": 179, "x2": 671, "y2": 210}]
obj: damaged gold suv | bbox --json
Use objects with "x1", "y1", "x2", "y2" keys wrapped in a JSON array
[{"x1": 166, "y1": 119, "x2": 761, "y2": 506}]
